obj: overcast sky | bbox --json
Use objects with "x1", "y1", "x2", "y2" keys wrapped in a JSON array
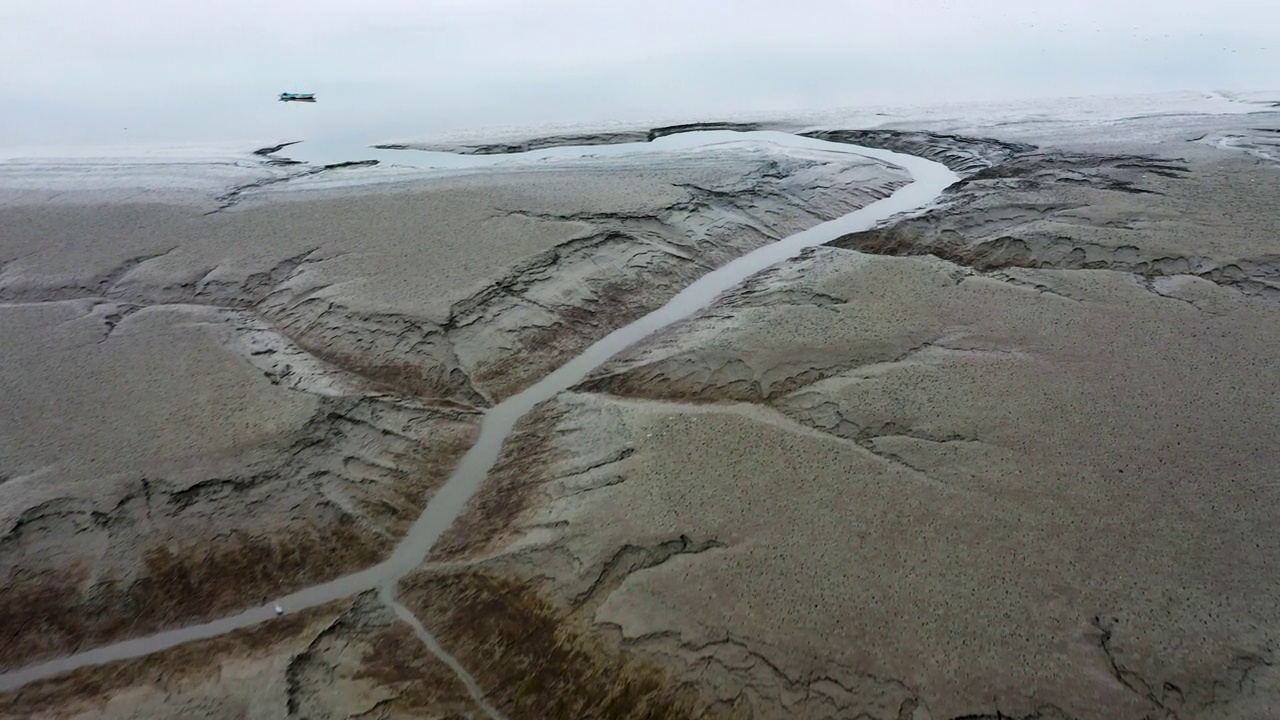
[{"x1": 1, "y1": 0, "x2": 1276, "y2": 147}]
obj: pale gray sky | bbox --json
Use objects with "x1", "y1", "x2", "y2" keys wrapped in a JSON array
[{"x1": 1, "y1": 0, "x2": 1276, "y2": 147}]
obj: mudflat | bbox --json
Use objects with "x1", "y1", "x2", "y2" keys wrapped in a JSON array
[
  {"x1": 421, "y1": 114, "x2": 1280, "y2": 719},
  {"x1": 0, "y1": 138, "x2": 907, "y2": 712},
  {"x1": 2, "y1": 103, "x2": 1279, "y2": 719}
]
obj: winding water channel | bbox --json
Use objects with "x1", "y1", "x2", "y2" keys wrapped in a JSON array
[{"x1": 0, "y1": 131, "x2": 958, "y2": 693}]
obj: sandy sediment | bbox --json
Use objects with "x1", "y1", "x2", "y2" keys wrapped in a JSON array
[{"x1": 417, "y1": 114, "x2": 1280, "y2": 719}]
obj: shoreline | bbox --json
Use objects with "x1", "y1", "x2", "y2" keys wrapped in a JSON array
[{"x1": 2, "y1": 89, "x2": 1274, "y2": 210}]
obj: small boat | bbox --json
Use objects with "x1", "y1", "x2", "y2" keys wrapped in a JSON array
[{"x1": 278, "y1": 92, "x2": 316, "y2": 102}]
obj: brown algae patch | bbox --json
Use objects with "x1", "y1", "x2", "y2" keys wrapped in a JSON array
[
  {"x1": 431, "y1": 400, "x2": 571, "y2": 562},
  {"x1": 301, "y1": 344, "x2": 484, "y2": 406},
  {"x1": 0, "y1": 522, "x2": 385, "y2": 670},
  {"x1": 0, "y1": 601, "x2": 345, "y2": 719},
  {"x1": 0, "y1": 401, "x2": 477, "y2": 671},
  {"x1": 400, "y1": 569, "x2": 739, "y2": 720},
  {"x1": 1, "y1": 592, "x2": 485, "y2": 719},
  {"x1": 285, "y1": 592, "x2": 482, "y2": 719}
]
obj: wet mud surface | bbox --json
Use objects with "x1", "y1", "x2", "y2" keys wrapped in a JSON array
[{"x1": 4, "y1": 113, "x2": 1280, "y2": 719}]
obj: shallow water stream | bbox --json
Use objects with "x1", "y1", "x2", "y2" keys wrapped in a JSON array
[{"x1": 0, "y1": 130, "x2": 958, "y2": 692}]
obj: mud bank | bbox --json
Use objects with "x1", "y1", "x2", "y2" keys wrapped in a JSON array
[
  {"x1": 5, "y1": 108, "x2": 1279, "y2": 719},
  {"x1": 418, "y1": 112, "x2": 1280, "y2": 720},
  {"x1": 0, "y1": 132, "x2": 925, "y2": 697}
]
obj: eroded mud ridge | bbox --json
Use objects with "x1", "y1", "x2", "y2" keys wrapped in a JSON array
[
  {"x1": 832, "y1": 148, "x2": 1280, "y2": 301},
  {"x1": 376, "y1": 122, "x2": 773, "y2": 155},
  {"x1": 0, "y1": 387, "x2": 478, "y2": 670},
  {"x1": 0, "y1": 232, "x2": 483, "y2": 671},
  {"x1": 799, "y1": 128, "x2": 1035, "y2": 176},
  {"x1": 1, "y1": 594, "x2": 490, "y2": 719},
  {"x1": 232, "y1": 142, "x2": 910, "y2": 405}
]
